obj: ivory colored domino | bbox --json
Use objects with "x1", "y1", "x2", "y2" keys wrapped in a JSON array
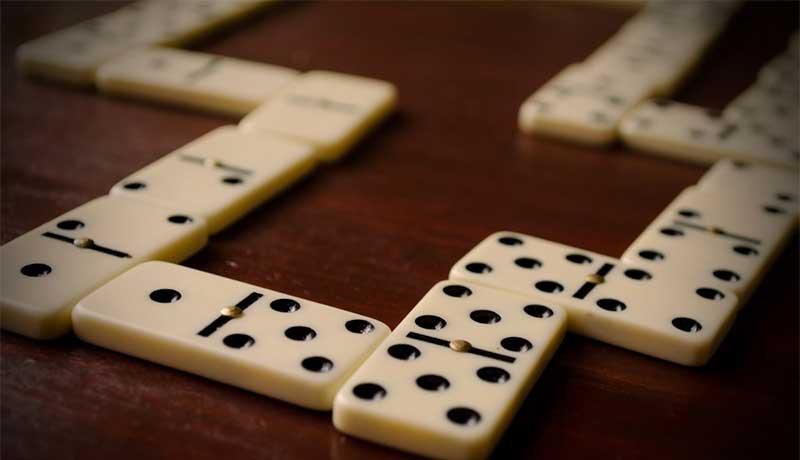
[
  {"x1": 619, "y1": 99, "x2": 799, "y2": 169},
  {"x1": 698, "y1": 159, "x2": 799, "y2": 207},
  {"x1": 97, "y1": 47, "x2": 299, "y2": 117},
  {"x1": 0, "y1": 196, "x2": 208, "y2": 339},
  {"x1": 584, "y1": 41, "x2": 699, "y2": 97},
  {"x1": 621, "y1": 186, "x2": 798, "y2": 302},
  {"x1": 239, "y1": 70, "x2": 398, "y2": 161},
  {"x1": 519, "y1": 0, "x2": 738, "y2": 142},
  {"x1": 333, "y1": 280, "x2": 566, "y2": 460},
  {"x1": 619, "y1": 6, "x2": 726, "y2": 49},
  {"x1": 723, "y1": 84, "x2": 798, "y2": 147},
  {"x1": 110, "y1": 126, "x2": 316, "y2": 234},
  {"x1": 449, "y1": 232, "x2": 740, "y2": 366},
  {"x1": 151, "y1": 0, "x2": 275, "y2": 47},
  {"x1": 725, "y1": 37, "x2": 800, "y2": 148},
  {"x1": 16, "y1": 0, "x2": 270, "y2": 86},
  {"x1": 72, "y1": 261, "x2": 390, "y2": 410},
  {"x1": 583, "y1": 1, "x2": 738, "y2": 96},
  {"x1": 584, "y1": 24, "x2": 707, "y2": 97},
  {"x1": 518, "y1": 64, "x2": 652, "y2": 146}
]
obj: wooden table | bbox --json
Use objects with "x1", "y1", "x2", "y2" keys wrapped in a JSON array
[{"x1": 2, "y1": 2, "x2": 798, "y2": 459}]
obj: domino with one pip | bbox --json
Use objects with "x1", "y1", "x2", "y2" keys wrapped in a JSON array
[
  {"x1": 72, "y1": 261, "x2": 390, "y2": 410},
  {"x1": 0, "y1": 195, "x2": 208, "y2": 339},
  {"x1": 333, "y1": 280, "x2": 566, "y2": 460}
]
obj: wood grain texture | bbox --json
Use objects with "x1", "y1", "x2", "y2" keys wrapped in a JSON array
[{"x1": 1, "y1": 1, "x2": 797, "y2": 459}]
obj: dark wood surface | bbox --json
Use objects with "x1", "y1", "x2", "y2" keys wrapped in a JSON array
[{"x1": 2, "y1": 2, "x2": 798, "y2": 459}]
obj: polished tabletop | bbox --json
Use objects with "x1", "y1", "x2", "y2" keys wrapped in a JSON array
[{"x1": 1, "y1": 1, "x2": 798, "y2": 459}]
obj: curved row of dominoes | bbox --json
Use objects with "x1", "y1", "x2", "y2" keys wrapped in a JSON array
[
  {"x1": 618, "y1": 33, "x2": 799, "y2": 169},
  {"x1": 518, "y1": 0, "x2": 741, "y2": 145},
  {"x1": 3, "y1": 154, "x2": 796, "y2": 460},
  {"x1": 6, "y1": 2, "x2": 800, "y2": 460},
  {"x1": 16, "y1": 0, "x2": 273, "y2": 87},
  {"x1": 5, "y1": 1, "x2": 398, "y2": 337},
  {"x1": 3, "y1": 57, "x2": 397, "y2": 339},
  {"x1": 518, "y1": 0, "x2": 799, "y2": 170}
]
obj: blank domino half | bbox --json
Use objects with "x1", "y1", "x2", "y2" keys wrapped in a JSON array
[
  {"x1": 449, "y1": 232, "x2": 740, "y2": 366},
  {"x1": 518, "y1": 64, "x2": 653, "y2": 146},
  {"x1": 621, "y1": 186, "x2": 798, "y2": 302},
  {"x1": 110, "y1": 126, "x2": 317, "y2": 234},
  {"x1": 619, "y1": 99, "x2": 799, "y2": 169},
  {"x1": 0, "y1": 196, "x2": 208, "y2": 339},
  {"x1": 72, "y1": 261, "x2": 390, "y2": 410},
  {"x1": 333, "y1": 280, "x2": 566, "y2": 460},
  {"x1": 97, "y1": 47, "x2": 299, "y2": 117},
  {"x1": 239, "y1": 70, "x2": 398, "y2": 161},
  {"x1": 16, "y1": 0, "x2": 270, "y2": 86}
]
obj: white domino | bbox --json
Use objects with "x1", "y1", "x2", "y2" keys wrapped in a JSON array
[
  {"x1": 450, "y1": 232, "x2": 740, "y2": 366},
  {"x1": 517, "y1": 1, "x2": 739, "y2": 144},
  {"x1": 72, "y1": 261, "x2": 390, "y2": 410},
  {"x1": 97, "y1": 47, "x2": 299, "y2": 117},
  {"x1": 239, "y1": 70, "x2": 398, "y2": 161},
  {"x1": 621, "y1": 186, "x2": 798, "y2": 302},
  {"x1": 723, "y1": 83, "x2": 798, "y2": 126},
  {"x1": 619, "y1": 99, "x2": 799, "y2": 169},
  {"x1": 698, "y1": 159, "x2": 799, "y2": 206},
  {"x1": 17, "y1": 0, "x2": 269, "y2": 85},
  {"x1": 110, "y1": 126, "x2": 316, "y2": 234},
  {"x1": 518, "y1": 64, "x2": 652, "y2": 146},
  {"x1": 720, "y1": 38, "x2": 799, "y2": 160},
  {"x1": 723, "y1": 84, "x2": 798, "y2": 145},
  {"x1": 725, "y1": 34, "x2": 798, "y2": 138},
  {"x1": 583, "y1": 43, "x2": 690, "y2": 98},
  {"x1": 583, "y1": 0, "x2": 737, "y2": 95},
  {"x1": 584, "y1": 22, "x2": 708, "y2": 98},
  {"x1": 0, "y1": 196, "x2": 208, "y2": 339},
  {"x1": 333, "y1": 280, "x2": 566, "y2": 460}
]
